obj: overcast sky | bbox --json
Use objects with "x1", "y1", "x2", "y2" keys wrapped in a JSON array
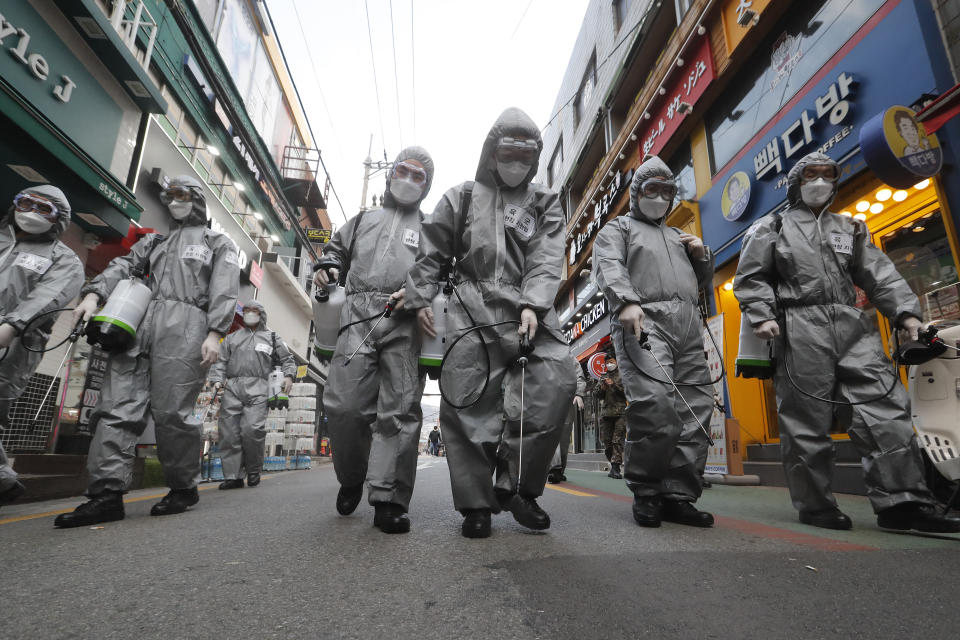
[{"x1": 269, "y1": 0, "x2": 591, "y2": 229}]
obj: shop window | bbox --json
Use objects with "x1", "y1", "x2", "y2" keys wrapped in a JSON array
[
  {"x1": 667, "y1": 143, "x2": 696, "y2": 202},
  {"x1": 674, "y1": 0, "x2": 693, "y2": 24},
  {"x1": 208, "y1": 163, "x2": 225, "y2": 197},
  {"x1": 705, "y1": 0, "x2": 885, "y2": 173},
  {"x1": 548, "y1": 138, "x2": 564, "y2": 189},
  {"x1": 612, "y1": 0, "x2": 629, "y2": 31},
  {"x1": 574, "y1": 53, "x2": 597, "y2": 128}
]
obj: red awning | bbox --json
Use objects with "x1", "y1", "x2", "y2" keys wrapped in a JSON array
[
  {"x1": 576, "y1": 335, "x2": 611, "y2": 362},
  {"x1": 917, "y1": 83, "x2": 960, "y2": 134}
]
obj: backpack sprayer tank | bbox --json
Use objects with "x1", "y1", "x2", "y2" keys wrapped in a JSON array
[
  {"x1": 312, "y1": 256, "x2": 345, "y2": 358},
  {"x1": 85, "y1": 246, "x2": 158, "y2": 353},
  {"x1": 734, "y1": 313, "x2": 774, "y2": 379},
  {"x1": 908, "y1": 322, "x2": 960, "y2": 482},
  {"x1": 419, "y1": 284, "x2": 450, "y2": 369},
  {"x1": 267, "y1": 367, "x2": 288, "y2": 410}
]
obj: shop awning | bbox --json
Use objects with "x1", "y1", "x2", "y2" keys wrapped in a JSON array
[
  {"x1": 0, "y1": 84, "x2": 141, "y2": 237},
  {"x1": 917, "y1": 83, "x2": 960, "y2": 134}
]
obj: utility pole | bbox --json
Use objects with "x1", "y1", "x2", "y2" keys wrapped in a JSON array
[{"x1": 359, "y1": 134, "x2": 392, "y2": 212}]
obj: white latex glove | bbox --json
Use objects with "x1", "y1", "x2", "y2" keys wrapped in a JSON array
[
  {"x1": 619, "y1": 304, "x2": 644, "y2": 337},
  {"x1": 201, "y1": 331, "x2": 221, "y2": 367},
  {"x1": 900, "y1": 316, "x2": 922, "y2": 343},
  {"x1": 212, "y1": 381, "x2": 223, "y2": 392},
  {"x1": 753, "y1": 319, "x2": 780, "y2": 340},
  {"x1": 573, "y1": 396, "x2": 584, "y2": 410},
  {"x1": 313, "y1": 266, "x2": 339, "y2": 287},
  {"x1": 678, "y1": 233, "x2": 706, "y2": 260},
  {"x1": 73, "y1": 293, "x2": 100, "y2": 323},
  {"x1": 519, "y1": 308, "x2": 538, "y2": 341},
  {"x1": 0, "y1": 323, "x2": 16, "y2": 348},
  {"x1": 282, "y1": 376, "x2": 294, "y2": 394},
  {"x1": 418, "y1": 307, "x2": 436, "y2": 338},
  {"x1": 389, "y1": 288, "x2": 406, "y2": 312}
]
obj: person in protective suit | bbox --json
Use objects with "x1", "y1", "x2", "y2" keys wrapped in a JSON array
[
  {"x1": 406, "y1": 108, "x2": 577, "y2": 538},
  {"x1": 55, "y1": 176, "x2": 239, "y2": 527},
  {"x1": 0, "y1": 186, "x2": 84, "y2": 507},
  {"x1": 594, "y1": 352, "x2": 627, "y2": 479},
  {"x1": 548, "y1": 357, "x2": 586, "y2": 483},
  {"x1": 315, "y1": 146, "x2": 434, "y2": 534},
  {"x1": 593, "y1": 155, "x2": 715, "y2": 528},
  {"x1": 735, "y1": 151, "x2": 960, "y2": 533},
  {"x1": 207, "y1": 300, "x2": 295, "y2": 490}
]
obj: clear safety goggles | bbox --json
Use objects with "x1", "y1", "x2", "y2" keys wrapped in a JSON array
[
  {"x1": 13, "y1": 194, "x2": 58, "y2": 218},
  {"x1": 392, "y1": 161, "x2": 428, "y2": 185},
  {"x1": 495, "y1": 137, "x2": 539, "y2": 164},
  {"x1": 162, "y1": 186, "x2": 194, "y2": 202},
  {"x1": 640, "y1": 179, "x2": 678, "y2": 200},
  {"x1": 800, "y1": 164, "x2": 840, "y2": 183}
]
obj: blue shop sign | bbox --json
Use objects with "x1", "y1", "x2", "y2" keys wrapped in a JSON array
[{"x1": 702, "y1": 1, "x2": 944, "y2": 265}]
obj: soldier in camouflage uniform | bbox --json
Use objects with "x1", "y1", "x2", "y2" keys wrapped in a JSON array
[{"x1": 594, "y1": 352, "x2": 627, "y2": 479}]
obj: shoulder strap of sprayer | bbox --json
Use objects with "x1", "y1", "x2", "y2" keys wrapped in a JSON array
[
  {"x1": 448, "y1": 182, "x2": 474, "y2": 284},
  {"x1": 270, "y1": 331, "x2": 280, "y2": 368},
  {"x1": 340, "y1": 209, "x2": 369, "y2": 287},
  {"x1": 136, "y1": 234, "x2": 166, "y2": 280}
]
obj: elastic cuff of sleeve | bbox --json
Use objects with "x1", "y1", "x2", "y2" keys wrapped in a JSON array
[{"x1": 893, "y1": 311, "x2": 921, "y2": 329}]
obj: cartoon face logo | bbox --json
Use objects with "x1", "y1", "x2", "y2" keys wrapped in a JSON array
[
  {"x1": 894, "y1": 110, "x2": 922, "y2": 149},
  {"x1": 721, "y1": 171, "x2": 752, "y2": 221}
]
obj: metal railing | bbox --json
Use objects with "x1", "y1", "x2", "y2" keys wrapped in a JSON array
[{"x1": 101, "y1": 0, "x2": 159, "y2": 71}]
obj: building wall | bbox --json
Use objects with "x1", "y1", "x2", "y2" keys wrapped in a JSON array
[{"x1": 933, "y1": 0, "x2": 960, "y2": 81}]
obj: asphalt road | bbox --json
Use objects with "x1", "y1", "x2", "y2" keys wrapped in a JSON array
[{"x1": 2, "y1": 457, "x2": 959, "y2": 639}]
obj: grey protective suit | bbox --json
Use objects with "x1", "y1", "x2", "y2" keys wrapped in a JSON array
[
  {"x1": 734, "y1": 151, "x2": 935, "y2": 513},
  {"x1": 593, "y1": 156, "x2": 714, "y2": 502},
  {"x1": 0, "y1": 186, "x2": 84, "y2": 492},
  {"x1": 207, "y1": 300, "x2": 295, "y2": 479},
  {"x1": 405, "y1": 108, "x2": 576, "y2": 512},
  {"x1": 84, "y1": 176, "x2": 240, "y2": 494},
  {"x1": 323, "y1": 147, "x2": 433, "y2": 510},
  {"x1": 550, "y1": 357, "x2": 587, "y2": 473}
]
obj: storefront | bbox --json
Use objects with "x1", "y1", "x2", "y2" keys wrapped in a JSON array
[
  {"x1": 700, "y1": 0, "x2": 960, "y2": 445},
  {"x1": 0, "y1": 0, "x2": 167, "y2": 454}
]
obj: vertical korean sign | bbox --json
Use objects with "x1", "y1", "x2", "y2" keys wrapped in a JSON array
[
  {"x1": 639, "y1": 37, "x2": 716, "y2": 158},
  {"x1": 77, "y1": 346, "x2": 109, "y2": 435},
  {"x1": 704, "y1": 315, "x2": 728, "y2": 474}
]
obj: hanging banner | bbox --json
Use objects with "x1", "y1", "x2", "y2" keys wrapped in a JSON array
[{"x1": 704, "y1": 314, "x2": 728, "y2": 474}]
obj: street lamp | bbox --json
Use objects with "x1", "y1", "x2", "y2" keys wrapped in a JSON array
[
  {"x1": 208, "y1": 178, "x2": 245, "y2": 192},
  {"x1": 178, "y1": 143, "x2": 220, "y2": 156}
]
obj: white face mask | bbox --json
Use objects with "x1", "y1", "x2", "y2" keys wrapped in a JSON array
[
  {"x1": 800, "y1": 178, "x2": 834, "y2": 209},
  {"x1": 168, "y1": 201, "x2": 193, "y2": 220},
  {"x1": 497, "y1": 161, "x2": 531, "y2": 188},
  {"x1": 606, "y1": 363, "x2": 617, "y2": 372},
  {"x1": 243, "y1": 312, "x2": 261, "y2": 327},
  {"x1": 638, "y1": 196, "x2": 671, "y2": 220},
  {"x1": 389, "y1": 178, "x2": 423, "y2": 205},
  {"x1": 14, "y1": 210, "x2": 54, "y2": 234}
]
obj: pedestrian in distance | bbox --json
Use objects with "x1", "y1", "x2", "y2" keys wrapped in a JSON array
[
  {"x1": 734, "y1": 151, "x2": 960, "y2": 533},
  {"x1": 56, "y1": 176, "x2": 239, "y2": 528},
  {"x1": 207, "y1": 300, "x2": 296, "y2": 490},
  {"x1": 406, "y1": 108, "x2": 576, "y2": 539},
  {"x1": 428, "y1": 425, "x2": 441, "y2": 456},
  {"x1": 317, "y1": 146, "x2": 435, "y2": 535},
  {"x1": 0, "y1": 186, "x2": 84, "y2": 508},
  {"x1": 594, "y1": 351, "x2": 626, "y2": 480},
  {"x1": 548, "y1": 356, "x2": 587, "y2": 483},
  {"x1": 593, "y1": 155, "x2": 716, "y2": 529}
]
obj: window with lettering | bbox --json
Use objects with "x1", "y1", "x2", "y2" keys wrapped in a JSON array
[
  {"x1": 667, "y1": 143, "x2": 696, "y2": 202},
  {"x1": 706, "y1": 0, "x2": 884, "y2": 174},
  {"x1": 574, "y1": 54, "x2": 597, "y2": 127}
]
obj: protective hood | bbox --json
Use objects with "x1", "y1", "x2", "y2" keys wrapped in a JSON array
[
  {"x1": 476, "y1": 107, "x2": 543, "y2": 189},
  {"x1": 382, "y1": 146, "x2": 434, "y2": 210},
  {"x1": 628, "y1": 155, "x2": 673, "y2": 223},
  {"x1": 3, "y1": 184, "x2": 72, "y2": 240},
  {"x1": 242, "y1": 299, "x2": 267, "y2": 330},
  {"x1": 786, "y1": 151, "x2": 839, "y2": 211},
  {"x1": 159, "y1": 175, "x2": 209, "y2": 227}
]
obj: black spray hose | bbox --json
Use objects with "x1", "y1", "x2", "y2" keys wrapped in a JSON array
[
  {"x1": 0, "y1": 308, "x2": 84, "y2": 362},
  {"x1": 621, "y1": 316, "x2": 726, "y2": 388}
]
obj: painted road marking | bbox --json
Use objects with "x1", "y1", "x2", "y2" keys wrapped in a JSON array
[
  {"x1": 545, "y1": 484, "x2": 597, "y2": 497},
  {"x1": 0, "y1": 474, "x2": 278, "y2": 526}
]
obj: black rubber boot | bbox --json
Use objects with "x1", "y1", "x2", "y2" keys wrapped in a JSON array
[
  {"x1": 336, "y1": 484, "x2": 363, "y2": 516},
  {"x1": 373, "y1": 502, "x2": 411, "y2": 534},
  {"x1": 799, "y1": 507, "x2": 853, "y2": 530},
  {"x1": 54, "y1": 491, "x2": 125, "y2": 528},
  {"x1": 219, "y1": 478, "x2": 244, "y2": 490},
  {"x1": 547, "y1": 469, "x2": 562, "y2": 484},
  {"x1": 503, "y1": 494, "x2": 550, "y2": 530},
  {"x1": 607, "y1": 463, "x2": 622, "y2": 479},
  {"x1": 246, "y1": 472, "x2": 261, "y2": 487},
  {"x1": 661, "y1": 500, "x2": 714, "y2": 527},
  {"x1": 461, "y1": 509, "x2": 492, "y2": 538},
  {"x1": 632, "y1": 496, "x2": 662, "y2": 527},
  {"x1": 877, "y1": 502, "x2": 960, "y2": 533},
  {"x1": 0, "y1": 480, "x2": 26, "y2": 507},
  {"x1": 150, "y1": 487, "x2": 199, "y2": 516}
]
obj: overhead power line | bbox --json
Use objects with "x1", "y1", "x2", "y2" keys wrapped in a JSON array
[
  {"x1": 389, "y1": 0, "x2": 404, "y2": 148},
  {"x1": 410, "y1": 1, "x2": 416, "y2": 141},
  {"x1": 364, "y1": 0, "x2": 388, "y2": 159}
]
